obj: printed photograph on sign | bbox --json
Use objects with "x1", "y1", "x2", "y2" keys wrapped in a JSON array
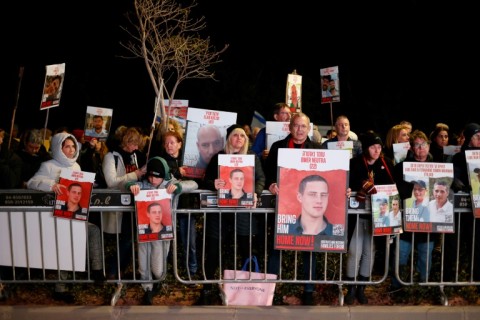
[
  {"x1": 135, "y1": 189, "x2": 173, "y2": 242},
  {"x1": 164, "y1": 99, "x2": 188, "y2": 133},
  {"x1": 465, "y1": 150, "x2": 480, "y2": 218},
  {"x1": 275, "y1": 149, "x2": 349, "y2": 253},
  {"x1": 320, "y1": 66, "x2": 340, "y2": 104},
  {"x1": 371, "y1": 184, "x2": 403, "y2": 236},
  {"x1": 182, "y1": 107, "x2": 237, "y2": 179},
  {"x1": 286, "y1": 73, "x2": 302, "y2": 113},
  {"x1": 40, "y1": 63, "x2": 66, "y2": 110},
  {"x1": 84, "y1": 106, "x2": 113, "y2": 141},
  {"x1": 54, "y1": 168, "x2": 95, "y2": 221},
  {"x1": 217, "y1": 154, "x2": 255, "y2": 207},
  {"x1": 403, "y1": 162, "x2": 454, "y2": 233}
]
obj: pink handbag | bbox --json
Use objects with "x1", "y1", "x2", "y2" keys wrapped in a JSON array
[{"x1": 221, "y1": 256, "x2": 277, "y2": 306}]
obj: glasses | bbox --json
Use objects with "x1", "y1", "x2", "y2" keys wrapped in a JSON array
[
  {"x1": 292, "y1": 124, "x2": 308, "y2": 130},
  {"x1": 413, "y1": 142, "x2": 428, "y2": 149}
]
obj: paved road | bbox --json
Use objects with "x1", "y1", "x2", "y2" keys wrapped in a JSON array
[{"x1": 1, "y1": 305, "x2": 480, "y2": 320}]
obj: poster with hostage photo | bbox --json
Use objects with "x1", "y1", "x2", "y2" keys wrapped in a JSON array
[
  {"x1": 371, "y1": 184, "x2": 403, "y2": 236},
  {"x1": 403, "y1": 162, "x2": 454, "y2": 233},
  {"x1": 182, "y1": 107, "x2": 237, "y2": 179},
  {"x1": 275, "y1": 148, "x2": 349, "y2": 253},
  {"x1": 217, "y1": 154, "x2": 255, "y2": 207},
  {"x1": 465, "y1": 150, "x2": 480, "y2": 218},
  {"x1": 54, "y1": 168, "x2": 95, "y2": 221},
  {"x1": 135, "y1": 189, "x2": 173, "y2": 242},
  {"x1": 40, "y1": 63, "x2": 65, "y2": 110},
  {"x1": 84, "y1": 106, "x2": 113, "y2": 141}
]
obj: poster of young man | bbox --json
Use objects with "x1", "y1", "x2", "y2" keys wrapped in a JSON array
[
  {"x1": 53, "y1": 168, "x2": 95, "y2": 221},
  {"x1": 182, "y1": 107, "x2": 237, "y2": 179},
  {"x1": 403, "y1": 162, "x2": 455, "y2": 233},
  {"x1": 465, "y1": 150, "x2": 480, "y2": 218},
  {"x1": 371, "y1": 184, "x2": 403, "y2": 236},
  {"x1": 320, "y1": 66, "x2": 340, "y2": 104},
  {"x1": 266, "y1": 121, "x2": 313, "y2": 151},
  {"x1": 40, "y1": 63, "x2": 65, "y2": 110},
  {"x1": 164, "y1": 99, "x2": 188, "y2": 131},
  {"x1": 286, "y1": 73, "x2": 302, "y2": 113},
  {"x1": 84, "y1": 106, "x2": 113, "y2": 141},
  {"x1": 217, "y1": 154, "x2": 255, "y2": 207},
  {"x1": 135, "y1": 189, "x2": 173, "y2": 242},
  {"x1": 275, "y1": 148, "x2": 349, "y2": 253}
]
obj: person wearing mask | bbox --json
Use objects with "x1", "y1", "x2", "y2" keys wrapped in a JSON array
[
  {"x1": 345, "y1": 131, "x2": 394, "y2": 305},
  {"x1": 197, "y1": 124, "x2": 265, "y2": 305}
]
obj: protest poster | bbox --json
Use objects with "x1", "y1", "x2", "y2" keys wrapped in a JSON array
[
  {"x1": 465, "y1": 150, "x2": 480, "y2": 218},
  {"x1": 286, "y1": 73, "x2": 302, "y2": 113},
  {"x1": 371, "y1": 184, "x2": 403, "y2": 236},
  {"x1": 320, "y1": 66, "x2": 340, "y2": 104},
  {"x1": 135, "y1": 189, "x2": 173, "y2": 242},
  {"x1": 275, "y1": 148, "x2": 349, "y2": 253},
  {"x1": 40, "y1": 63, "x2": 65, "y2": 110},
  {"x1": 164, "y1": 99, "x2": 188, "y2": 132},
  {"x1": 443, "y1": 145, "x2": 461, "y2": 157},
  {"x1": 217, "y1": 154, "x2": 255, "y2": 207},
  {"x1": 53, "y1": 168, "x2": 95, "y2": 221},
  {"x1": 182, "y1": 107, "x2": 237, "y2": 179},
  {"x1": 84, "y1": 106, "x2": 113, "y2": 141},
  {"x1": 393, "y1": 142, "x2": 410, "y2": 165},
  {"x1": 326, "y1": 140, "x2": 354, "y2": 159},
  {"x1": 403, "y1": 162, "x2": 454, "y2": 233}
]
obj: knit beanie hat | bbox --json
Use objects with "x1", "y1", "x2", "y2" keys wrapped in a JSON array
[
  {"x1": 147, "y1": 156, "x2": 171, "y2": 180},
  {"x1": 360, "y1": 131, "x2": 383, "y2": 153},
  {"x1": 226, "y1": 124, "x2": 244, "y2": 139},
  {"x1": 462, "y1": 123, "x2": 480, "y2": 148}
]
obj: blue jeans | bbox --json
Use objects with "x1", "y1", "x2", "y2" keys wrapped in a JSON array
[
  {"x1": 178, "y1": 215, "x2": 198, "y2": 275},
  {"x1": 391, "y1": 238, "x2": 434, "y2": 288}
]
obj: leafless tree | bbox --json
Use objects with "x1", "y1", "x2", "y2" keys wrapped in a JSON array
[{"x1": 120, "y1": 0, "x2": 228, "y2": 137}]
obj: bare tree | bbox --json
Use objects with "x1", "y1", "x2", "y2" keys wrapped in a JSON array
[{"x1": 120, "y1": 0, "x2": 229, "y2": 137}]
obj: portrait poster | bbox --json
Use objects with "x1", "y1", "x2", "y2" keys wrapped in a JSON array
[
  {"x1": 326, "y1": 140, "x2": 354, "y2": 159},
  {"x1": 84, "y1": 106, "x2": 113, "y2": 141},
  {"x1": 286, "y1": 73, "x2": 302, "y2": 113},
  {"x1": 53, "y1": 168, "x2": 95, "y2": 221},
  {"x1": 371, "y1": 184, "x2": 403, "y2": 236},
  {"x1": 164, "y1": 99, "x2": 188, "y2": 132},
  {"x1": 135, "y1": 189, "x2": 173, "y2": 242},
  {"x1": 275, "y1": 148, "x2": 349, "y2": 253},
  {"x1": 393, "y1": 142, "x2": 410, "y2": 165},
  {"x1": 403, "y1": 162, "x2": 454, "y2": 233},
  {"x1": 465, "y1": 150, "x2": 480, "y2": 218},
  {"x1": 265, "y1": 121, "x2": 314, "y2": 151},
  {"x1": 182, "y1": 107, "x2": 237, "y2": 179},
  {"x1": 217, "y1": 154, "x2": 255, "y2": 207},
  {"x1": 320, "y1": 66, "x2": 340, "y2": 104},
  {"x1": 40, "y1": 63, "x2": 65, "y2": 110}
]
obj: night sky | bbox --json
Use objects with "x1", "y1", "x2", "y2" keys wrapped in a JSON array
[{"x1": 2, "y1": 0, "x2": 478, "y2": 138}]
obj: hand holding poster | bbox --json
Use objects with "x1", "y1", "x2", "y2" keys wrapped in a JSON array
[
  {"x1": 372, "y1": 184, "x2": 403, "y2": 236},
  {"x1": 403, "y1": 162, "x2": 454, "y2": 233},
  {"x1": 182, "y1": 107, "x2": 237, "y2": 179},
  {"x1": 54, "y1": 168, "x2": 95, "y2": 221},
  {"x1": 275, "y1": 149, "x2": 349, "y2": 253},
  {"x1": 218, "y1": 154, "x2": 255, "y2": 207},
  {"x1": 84, "y1": 106, "x2": 113, "y2": 141},
  {"x1": 465, "y1": 150, "x2": 480, "y2": 218},
  {"x1": 135, "y1": 189, "x2": 173, "y2": 242}
]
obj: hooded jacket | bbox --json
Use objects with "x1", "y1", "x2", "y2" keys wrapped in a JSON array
[{"x1": 27, "y1": 132, "x2": 80, "y2": 192}]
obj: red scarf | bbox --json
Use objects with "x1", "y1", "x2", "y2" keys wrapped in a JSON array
[{"x1": 288, "y1": 138, "x2": 305, "y2": 149}]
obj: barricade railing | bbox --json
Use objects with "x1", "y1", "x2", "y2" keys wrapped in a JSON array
[{"x1": 0, "y1": 189, "x2": 478, "y2": 306}]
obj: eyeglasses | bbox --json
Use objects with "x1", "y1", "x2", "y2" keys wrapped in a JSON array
[
  {"x1": 413, "y1": 142, "x2": 428, "y2": 149},
  {"x1": 292, "y1": 124, "x2": 308, "y2": 130}
]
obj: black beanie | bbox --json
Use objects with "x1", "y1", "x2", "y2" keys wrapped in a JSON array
[
  {"x1": 147, "y1": 157, "x2": 169, "y2": 180},
  {"x1": 226, "y1": 124, "x2": 243, "y2": 139},
  {"x1": 462, "y1": 123, "x2": 480, "y2": 148},
  {"x1": 360, "y1": 131, "x2": 383, "y2": 152}
]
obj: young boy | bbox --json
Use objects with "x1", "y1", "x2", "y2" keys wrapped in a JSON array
[{"x1": 125, "y1": 156, "x2": 198, "y2": 305}]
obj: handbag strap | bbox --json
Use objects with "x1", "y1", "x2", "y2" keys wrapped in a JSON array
[{"x1": 242, "y1": 255, "x2": 260, "y2": 273}]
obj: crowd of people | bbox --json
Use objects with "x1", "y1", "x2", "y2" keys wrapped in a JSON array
[{"x1": 0, "y1": 106, "x2": 479, "y2": 307}]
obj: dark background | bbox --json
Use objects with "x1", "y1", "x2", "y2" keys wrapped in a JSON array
[{"x1": 1, "y1": 0, "x2": 478, "y2": 139}]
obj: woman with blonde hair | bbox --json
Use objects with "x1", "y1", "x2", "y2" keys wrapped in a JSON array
[{"x1": 384, "y1": 124, "x2": 410, "y2": 163}]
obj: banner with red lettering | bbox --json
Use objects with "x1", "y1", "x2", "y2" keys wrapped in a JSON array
[
  {"x1": 465, "y1": 150, "x2": 480, "y2": 218},
  {"x1": 372, "y1": 184, "x2": 403, "y2": 236},
  {"x1": 217, "y1": 154, "x2": 255, "y2": 207},
  {"x1": 135, "y1": 189, "x2": 173, "y2": 242},
  {"x1": 54, "y1": 169, "x2": 95, "y2": 221},
  {"x1": 275, "y1": 149, "x2": 349, "y2": 253},
  {"x1": 182, "y1": 107, "x2": 237, "y2": 179},
  {"x1": 403, "y1": 162, "x2": 454, "y2": 233},
  {"x1": 326, "y1": 140, "x2": 354, "y2": 159}
]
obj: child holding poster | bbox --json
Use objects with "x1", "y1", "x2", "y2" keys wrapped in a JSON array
[{"x1": 125, "y1": 156, "x2": 197, "y2": 305}]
